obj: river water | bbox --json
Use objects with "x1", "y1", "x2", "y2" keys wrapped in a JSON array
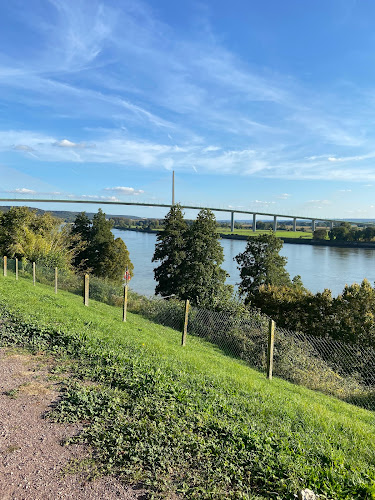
[{"x1": 113, "y1": 229, "x2": 375, "y2": 298}]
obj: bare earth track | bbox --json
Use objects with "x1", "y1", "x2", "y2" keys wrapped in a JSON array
[{"x1": 0, "y1": 348, "x2": 144, "y2": 500}]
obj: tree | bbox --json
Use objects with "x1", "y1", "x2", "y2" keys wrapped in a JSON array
[
  {"x1": 235, "y1": 233, "x2": 292, "y2": 303},
  {"x1": 71, "y1": 212, "x2": 92, "y2": 271},
  {"x1": 180, "y1": 209, "x2": 232, "y2": 309},
  {"x1": 313, "y1": 228, "x2": 328, "y2": 240},
  {"x1": 363, "y1": 226, "x2": 375, "y2": 241},
  {"x1": 0, "y1": 206, "x2": 75, "y2": 269},
  {"x1": 72, "y1": 209, "x2": 133, "y2": 281},
  {"x1": 152, "y1": 204, "x2": 188, "y2": 297}
]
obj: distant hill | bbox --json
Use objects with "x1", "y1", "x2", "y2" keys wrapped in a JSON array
[{"x1": 0, "y1": 206, "x2": 143, "y2": 222}]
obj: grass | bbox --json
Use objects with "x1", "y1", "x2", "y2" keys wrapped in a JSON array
[
  {"x1": 117, "y1": 226, "x2": 315, "y2": 239},
  {"x1": 0, "y1": 276, "x2": 375, "y2": 499},
  {"x1": 218, "y1": 228, "x2": 313, "y2": 239}
]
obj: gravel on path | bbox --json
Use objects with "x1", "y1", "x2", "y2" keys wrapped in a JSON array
[{"x1": 0, "y1": 348, "x2": 145, "y2": 500}]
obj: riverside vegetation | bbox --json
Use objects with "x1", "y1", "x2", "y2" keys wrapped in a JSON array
[{"x1": 1, "y1": 205, "x2": 375, "y2": 497}]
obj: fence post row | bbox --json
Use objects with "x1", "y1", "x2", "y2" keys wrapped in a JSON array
[
  {"x1": 1, "y1": 254, "x2": 277, "y2": 382},
  {"x1": 267, "y1": 319, "x2": 275, "y2": 380},
  {"x1": 181, "y1": 299, "x2": 190, "y2": 346},
  {"x1": 84, "y1": 274, "x2": 89, "y2": 306}
]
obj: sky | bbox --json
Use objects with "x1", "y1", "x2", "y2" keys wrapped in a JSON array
[{"x1": 1, "y1": 0, "x2": 375, "y2": 220}]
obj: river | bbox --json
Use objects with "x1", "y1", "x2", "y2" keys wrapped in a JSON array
[{"x1": 113, "y1": 229, "x2": 375, "y2": 297}]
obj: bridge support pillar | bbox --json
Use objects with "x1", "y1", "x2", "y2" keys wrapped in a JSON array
[
  {"x1": 312, "y1": 219, "x2": 316, "y2": 232},
  {"x1": 252, "y1": 213, "x2": 257, "y2": 232},
  {"x1": 293, "y1": 217, "x2": 297, "y2": 232},
  {"x1": 273, "y1": 215, "x2": 277, "y2": 232},
  {"x1": 230, "y1": 212, "x2": 234, "y2": 232}
]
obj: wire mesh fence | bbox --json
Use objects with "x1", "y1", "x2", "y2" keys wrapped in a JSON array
[
  {"x1": 274, "y1": 326, "x2": 375, "y2": 410},
  {"x1": 1, "y1": 256, "x2": 375, "y2": 411},
  {"x1": 188, "y1": 305, "x2": 269, "y2": 371}
]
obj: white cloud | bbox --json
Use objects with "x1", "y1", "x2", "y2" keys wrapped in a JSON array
[
  {"x1": 277, "y1": 193, "x2": 291, "y2": 199},
  {"x1": 6, "y1": 188, "x2": 36, "y2": 194},
  {"x1": 338, "y1": 189, "x2": 352, "y2": 192},
  {"x1": 104, "y1": 186, "x2": 144, "y2": 196},
  {"x1": 54, "y1": 139, "x2": 93, "y2": 148}
]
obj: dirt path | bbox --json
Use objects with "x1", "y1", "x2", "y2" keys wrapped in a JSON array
[{"x1": 0, "y1": 348, "x2": 144, "y2": 500}]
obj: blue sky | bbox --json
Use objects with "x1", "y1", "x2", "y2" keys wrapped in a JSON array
[{"x1": 1, "y1": 0, "x2": 375, "y2": 220}]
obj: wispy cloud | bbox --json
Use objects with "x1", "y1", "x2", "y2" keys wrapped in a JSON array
[
  {"x1": 54, "y1": 139, "x2": 94, "y2": 148},
  {"x1": 2, "y1": 0, "x2": 375, "y2": 187},
  {"x1": 104, "y1": 186, "x2": 144, "y2": 195},
  {"x1": 5, "y1": 188, "x2": 36, "y2": 194},
  {"x1": 13, "y1": 145, "x2": 35, "y2": 152}
]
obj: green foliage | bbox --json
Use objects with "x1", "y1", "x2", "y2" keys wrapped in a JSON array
[
  {"x1": 335, "y1": 280, "x2": 375, "y2": 345},
  {"x1": 0, "y1": 206, "x2": 75, "y2": 270},
  {"x1": 152, "y1": 204, "x2": 188, "y2": 297},
  {"x1": 328, "y1": 222, "x2": 375, "y2": 242},
  {"x1": 252, "y1": 279, "x2": 375, "y2": 348},
  {"x1": 180, "y1": 208, "x2": 232, "y2": 309},
  {"x1": 313, "y1": 228, "x2": 328, "y2": 240},
  {"x1": 235, "y1": 233, "x2": 292, "y2": 302},
  {"x1": 0, "y1": 277, "x2": 375, "y2": 499},
  {"x1": 153, "y1": 207, "x2": 232, "y2": 309},
  {"x1": 72, "y1": 209, "x2": 133, "y2": 281}
]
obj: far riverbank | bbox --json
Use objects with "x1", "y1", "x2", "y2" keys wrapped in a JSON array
[{"x1": 114, "y1": 227, "x2": 375, "y2": 249}]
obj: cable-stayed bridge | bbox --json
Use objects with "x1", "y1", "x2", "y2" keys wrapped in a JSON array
[{"x1": 0, "y1": 197, "x2": 367, "y2": 232}]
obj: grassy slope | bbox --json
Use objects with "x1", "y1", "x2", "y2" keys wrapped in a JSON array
[{"x1": 0, "y1": 276, "x2": 374, "y2": 499}]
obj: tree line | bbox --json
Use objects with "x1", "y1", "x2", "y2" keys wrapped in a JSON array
[
  {"x1": 314, "y1": 222, "x2": 375, "y2": 242},
  {"x1": 0, "y1": 206, "x2": 133, "y2": 282}
]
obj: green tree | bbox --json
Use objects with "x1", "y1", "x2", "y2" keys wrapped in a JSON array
[
  {"x1": 363, "y1": 226, "x2": 375, "y2": 241},
  {"x1": 72, "y1": 209, "x2": 133, "y2": 281},
  {"x1": 235, "y1": 233, "x2": 292, "y2": 303},
  {"x1": 71, "y1": 212, "x2": 92, "y2": 271},
  {"x1": 180, "y1": 209, "x2": 232, "y2": 309},
  {"x1": 313, "y1": 228, "x2": 328, "y2": 240},
  {"x1": 152, "y1": 204, "x2": 188, "y2": 297},
  {"x1": 0, "y1": 206, "x2": 75, "y2": 269},
  {"x1": 333, "y1": 279, "x2": 375, "y2": 346}
]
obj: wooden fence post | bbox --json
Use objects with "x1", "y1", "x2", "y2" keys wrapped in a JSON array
[
  {"x1": 3, "y1": 256, "x2": 7, "y2": 276},
  {"x1": 54, "y1": 267, "x2": 58, "y2": 294},
  {"x1": 182, "y1": 299, "x2": 190, "y2": 346},
  {"x1": 123, "y1": 283, "x2": 128, "y2": 322},
  {"x1": 84, "y1": 274, "x2": 89, "y2": 306},
  {"x1": 267, "y1": 319, "x2": 275, "y2": 380},
  {"x1": 32, "y1": 262, "x2": 36, "y2": 286},
  {"x1": 15, "y1": 258, "x2": 18, "y2": 280}
]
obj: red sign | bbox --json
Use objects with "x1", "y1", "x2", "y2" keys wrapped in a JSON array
[{"x1": 124, "y1": 270, "x2": 131, "y2": 282}]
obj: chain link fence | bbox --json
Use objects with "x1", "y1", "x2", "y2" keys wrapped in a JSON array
[
  {"x1": 1, "y1": 256, "x2": 375, "y2": 411},
  {"x1": 273, "y1": 326, "x2": 375, "y2": 410}
]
